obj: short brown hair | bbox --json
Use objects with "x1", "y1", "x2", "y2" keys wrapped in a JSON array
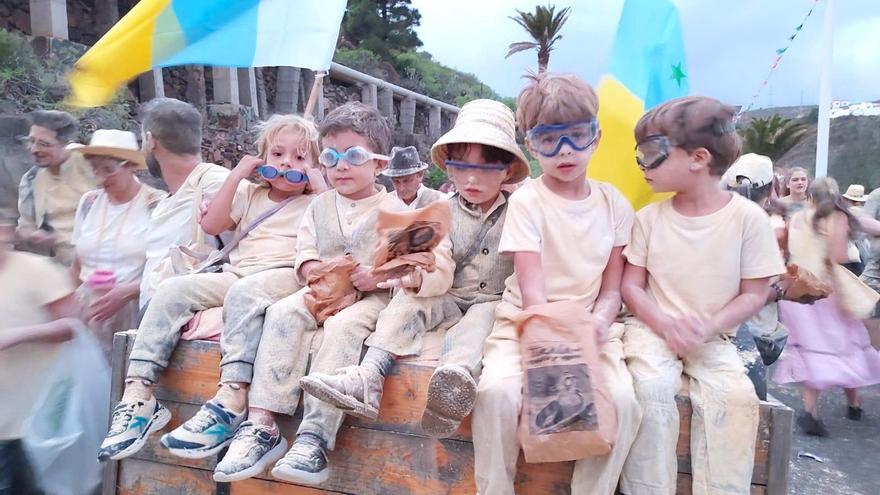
[
  {"x1": 516, "y1": 73, "x2": 598, "y2": 133},
  {"x1": 634, "y1": 96, "x2": 740, "y2": 175},
  {"x1": 446, "y1": 143, "x2": 516, "y2": 166},
  {"x1": 319, "y1": 102, "x2": 391, "y2": 154},
  {"x1": 140, "y1": 97, "x2": 203, "y2": 155}
]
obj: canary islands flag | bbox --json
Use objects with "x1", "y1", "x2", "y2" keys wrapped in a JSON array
[
  {"x1": 587, "y1": 0, "x2": 689, "y2": 209},
  {"x1": 68, "y1": 0, "x2": 346, "y2": 107}
]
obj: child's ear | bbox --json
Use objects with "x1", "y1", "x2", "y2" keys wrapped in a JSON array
[
  {"x1": 690, "y1": 147, "x2": 712, "y2": 171},
  {"x1": 374, "y1": 158, "x2": 389, "y2": 175}
]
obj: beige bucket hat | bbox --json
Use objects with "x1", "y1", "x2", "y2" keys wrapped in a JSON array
[
  {"x1": 75, "y1": 129, "x2": 146, "y2": 169},
  {"x1": 843, "y1": 184, "x2": 867, "y2": 202},
  {"x1": 431, "y1": 99, "x2": 530, "y2": 184}
]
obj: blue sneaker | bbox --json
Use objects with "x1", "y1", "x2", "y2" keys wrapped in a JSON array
[
  {"x1": 98, "y1": 396, "x2": 171, "y2": 462},
  {"x1": 160, "y1": 401, "x2": 245, "y2": 459}
]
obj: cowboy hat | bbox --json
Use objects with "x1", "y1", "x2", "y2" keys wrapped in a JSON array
[
  {"x1": 843, "y1": 184, "x2": 867, "y2": 202},
  {"x1": 431, "y1": 99, "x2": 530, "y2": 184},
  {"x1": 75, "y1": 129, "x2": 146, "y2": 169},
  {"x1": 381, "y1": 146, "x2": 429, "y2": 177}
]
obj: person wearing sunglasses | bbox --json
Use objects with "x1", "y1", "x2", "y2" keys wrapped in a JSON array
[
  {"x1": 472, "y1": 74, "x2": 639, "y2": 495},
  {"x1": 381, "y1": 146, "x2": 447, "y2": 209},
  {"x1": 16, "y1": 110, "x2": 97, "y2": 265},
  {"x1": 299, "y1": 99, "x2": 529, "y2": 445},
  {"x1": 621, "y1": 96, "x2": 786, "y2": 494}
]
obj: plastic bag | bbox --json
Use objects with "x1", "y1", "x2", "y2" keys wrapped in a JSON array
[{"x1": 23, "y1": 321, "x2": 111, "y2": 495}]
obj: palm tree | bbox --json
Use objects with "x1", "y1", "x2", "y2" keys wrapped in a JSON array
[
  {"x1": 506, "y1": 5, "x2": 571, "y2": 73},
  {"x1": 740, "y1": 114, "x2": 809, "y2": 162}
]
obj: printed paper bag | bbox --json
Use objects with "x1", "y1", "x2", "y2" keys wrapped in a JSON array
[
  {"x1": 372, "y1": 201, "x2": 451, "y2": 282},
  {"x1": 304, "y1": 255, "x2": 361, "y2": 324},
  {"x1": 516, "y1": 300, "x2": 617, "y2": 463}
]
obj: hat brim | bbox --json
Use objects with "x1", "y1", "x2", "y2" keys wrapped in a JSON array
[
  {"x1": 843, "y1": 194, "x2": 867, "y2": 202},
  {"x1": 380, "y1": 162, "x2": 429, "y2": 177},
  {"x1": 75, "y1": 145, "x2": 146, "y2": 170},
  {"x1": 431, "y1": 126, "x2": 530, "y2": 184}
]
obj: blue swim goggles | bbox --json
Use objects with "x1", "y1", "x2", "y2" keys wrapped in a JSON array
[
  {"x1": 526, "y1": 120, "x2": 599, "y2": 157},
  {"x1": 318, "y1": 146, "x2": 390, "y2": 168},
  {"x1": 257, "y1": 165, "x2": 309, "y2": 184},
  {"x1": 444, "y1": 160, "x2": 509, "y2": 172}
]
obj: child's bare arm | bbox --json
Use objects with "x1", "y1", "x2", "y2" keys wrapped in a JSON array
[
  {"x1": 592, "y1": 246, "x2": 625, "y2": 333},
  {"x1": 706, "y1": 277, "x2": 770, "y2": 338},
  {"x1": 514, "y1": 251, "x2": 545, "y2": 309},
  {"x1": 621, "y1": 262, "x2": 668, "y2": 335},
  {"x1": 827, "y1": 211, "x2": 851, "y2": 264},
  {"x1": 201, "y1": 156, "x2": 261, "y2": 235},
  {"x1": 0, "y1": 293, "x2": 80, "y2": 351}
]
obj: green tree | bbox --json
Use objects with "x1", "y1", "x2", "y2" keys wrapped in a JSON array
[
  {"x1": 341, "y1": 0, "x2": 422, "y2": 59},
  {"x1": 740, "y1": 114, "x2": 809, "y2": 162},
  {"x1": 506, "y1": 4, "x2": 571, "y2": 73}
]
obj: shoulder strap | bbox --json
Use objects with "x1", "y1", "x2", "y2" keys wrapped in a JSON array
[
  {"x1": 453, "y1": 192, "x2": 509, "y2": 266},
  {"x1": 79, "y1": 190, "x2": 102, "y2": 220}
]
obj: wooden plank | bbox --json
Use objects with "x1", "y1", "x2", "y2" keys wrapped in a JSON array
[
  {"x1": 765, "y1": 399, "x2": 793, "y2": 495},
  {"x1": 231, "y1": 478, "x2": 350, "y2": 494},
  {"x1": 152, "y1": 339, "x2": 223, "y2": 405},
  {"x1": 104, "y1": 331, "x2": 133, "y2": 495},
  {"x1": 676, "y1": 473, "x2": 767, "y2": 495},
  {"x1": 117, "y1": 458, "x2": 215, "y2": 495}
]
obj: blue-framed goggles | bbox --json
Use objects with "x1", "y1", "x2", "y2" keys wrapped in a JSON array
[
  {"x1": 444, "y1": 160, "x2": 509, "y2": 172},
  {"x1": 526, "y1": 120, "x2": 599, "y2": 157},
  {"x1": 258, "y1": 165, "x2": 309, "y2": 184}
]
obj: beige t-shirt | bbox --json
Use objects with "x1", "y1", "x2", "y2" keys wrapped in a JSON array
[
  {"x1": 228, "y1": 183, "x2": 313, "y2": 271},
  {"x1": 500, "y1": 178, "x2": 634, "y2": 309},
  {"x1": 624, "y1": 194, "x2": 786, "y2": 336},
  {"x1": 0, "y1": 251, "x2": 75, "y2": 440}
]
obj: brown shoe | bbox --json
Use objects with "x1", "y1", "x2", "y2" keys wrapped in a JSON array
[
  {"x1": 300, "y1": 365, "x2": 383, "y2": 421},
  {"x1": 420, "y1": 365, "x2": 476, "y2": 438}
]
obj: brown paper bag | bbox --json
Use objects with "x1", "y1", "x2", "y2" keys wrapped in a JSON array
[
  {"x1": 516, "y1": 300, "x2": 617, "y2": 463},
  {"x1": 304, "y1": 255, "x2": 361, "y2": 324},
  {"x1": 781, "y1": 264, "x2": 832, "y2": 303},
  {"x1": 372, "y1": 201, "x2": 451, "y2": 282}
]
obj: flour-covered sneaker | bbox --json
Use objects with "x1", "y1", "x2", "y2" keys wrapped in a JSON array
[
  {"x1": 213, "y1": 421, "x2": 288, "y2": 482},
  {"x1": 300, "y1": 365, "x2": 383, "y2": 420},
  {"x1": 270, "y1": 433, "x2": 329, "y2": 486},
  {"x1": 420, "y1": 364, "x2": 476, "y2": 438},
  {"x1": 161, "y1": 400, "x2": 246, "y2": 459},
  {"x1": 98, "y1": 396, "x2": 171, "y2": 462}
]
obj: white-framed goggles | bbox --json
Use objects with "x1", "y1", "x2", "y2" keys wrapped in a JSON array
[{"x1": 318, "y1": 146, "x2": 389, "y2": 168}]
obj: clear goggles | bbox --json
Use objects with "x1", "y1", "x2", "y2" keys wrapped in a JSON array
[
  {"x1": 444, "y1": 160, "x2": 509, "y2": 174},
  {"x1": 526, "y1": 120, "x2": 599, "y2": 157},
  {"x1": 318, "y1": 146, "x2": 389, "y2": 168},
  {"x1": 635, "y1": 135, "x2": 674, "y2": 171},
  {"x1": 258, "y1": 165, "x2": 309, "y2": 184}
]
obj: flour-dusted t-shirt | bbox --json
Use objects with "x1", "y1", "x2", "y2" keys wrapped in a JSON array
[
  {"x1": 139, "y1": 163, "x2": 229, "y2": 307},
  {"x1": 0, "y1": 251, "x2": 75, "y2": 440},
  {"x1": 624, "y1": 193, "x2": 786, "y2": 336},
  {"x1": 499, "y1": 178, "x2": 634, "y2": 309},
  {"x1": 227, "y1": 183, "x2": 314, "y2": 271},
  {"x1": 72, "y1": 184, "x2": 164, "y2": 285}
]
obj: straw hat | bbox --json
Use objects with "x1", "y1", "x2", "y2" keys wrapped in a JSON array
[
  {"x1": 381, "y1": 146, "x2": 429, "y2": 177},
  {"x1": 75, "y1": 129, "x2": 146, "y2": 169},
  {"x1": 723, "y1": 153, "x2": 774, "y2": 189},
  {"x1": 843, "y1": 184, "x2": 867, "y2": 202},
  {"x1": 431, "y1": 99, "x2": 530, "y2": 184}
]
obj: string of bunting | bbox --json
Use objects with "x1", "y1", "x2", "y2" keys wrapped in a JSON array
[{"x1": 737, "y1": 0, "x2": 821, "y2": 118}]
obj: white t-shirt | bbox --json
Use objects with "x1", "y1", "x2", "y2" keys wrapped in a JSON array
[
  {"x1": 499, "y1": 178, "x2": 634, "y2": 309},
  {"x1": 139, "y1": 163, "x2": 229, "y2": 307},
  {"x1": 228, "y1": 183, "x2": 314, "y2": 271},
  {"x1": 0, "y1": 252, "x2": 75, "y2": 440},
  {"x1": 624, "y1": 194, "x2": 786, "y2": 336},
  {"x1": 72, "y1": 184, "x2": 164, "y2": 285}
]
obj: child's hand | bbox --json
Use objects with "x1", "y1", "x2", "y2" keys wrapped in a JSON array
[
  {"x1": 233, "y1": 155, "x2": 263, "y2": 179},
  {"x1": 377, "y1": 267, "x2": 423, "y2": 290},
  {"x1": 664, "y1": 315, "x2": 705, "y2": 357},
  {"x1": 305, "y1": 168, "x2": 329, "y2": 194},
  {"x1": 351, "y1": 266, "x2": 380, "y2": 292},
  {"x1": 197, "y1": 198, "x2": 211, "y2": 223}
]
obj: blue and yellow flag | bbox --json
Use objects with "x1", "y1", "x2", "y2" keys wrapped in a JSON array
[{"x1": 587, "y1": 0, "x2": 689, "y2": 209}]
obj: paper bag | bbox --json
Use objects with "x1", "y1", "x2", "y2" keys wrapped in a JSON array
[
  {"x1": 516, "y1": 300, "x2": 617, "y2": 463},
  {"x1": 372, "y1": 201, "x2": 451, "y2": 282},
  {"x1": 304, "y1": 255, "x2": 361, "y2": 324}
]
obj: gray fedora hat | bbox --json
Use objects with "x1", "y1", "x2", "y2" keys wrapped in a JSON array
[{"x1": 381, "y1": 146, "x2": 429, "y2": 178}]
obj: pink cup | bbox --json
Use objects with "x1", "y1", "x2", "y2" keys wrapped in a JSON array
[{"x1": 86, "y1": 269, "x2": 117, "y2": 291}]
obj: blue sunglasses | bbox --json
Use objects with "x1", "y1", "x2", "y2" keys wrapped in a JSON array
[{"x1": 258, "y1": 166, "x2": 309, "y2": 184}]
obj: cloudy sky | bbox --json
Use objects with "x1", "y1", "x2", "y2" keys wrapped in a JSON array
[{"x1": 411, "y1": 0, "x2": 879, "y2": 109}]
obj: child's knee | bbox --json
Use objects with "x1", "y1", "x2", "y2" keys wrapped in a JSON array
[
  {"x1": 476, "y1": 374, "x2": 521, "y2": 411},
  {"x1": 723, "y1": 373, "x2": 759, "y2": 408},
  {"x1": 632, "y1": 372, "x2": 679, "y2": 405}
]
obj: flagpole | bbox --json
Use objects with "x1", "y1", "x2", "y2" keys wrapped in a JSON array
[
  {"x1": 304, "y1": 71, "x2": 327, "y2": 119},
  {"x1": 815, "y1": 0, "x2": 834, "y2": 178}
]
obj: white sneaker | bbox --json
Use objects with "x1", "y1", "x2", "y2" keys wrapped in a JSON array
[
  {"x1": 98, "y1": 396, "x2": 171, "y2": 462},
  {"x1": 213, "y1": 421, "x2": 288, "y2": 482},
  {"x1": 161, "y1": 400, "x2": 246, "y2": 459}
]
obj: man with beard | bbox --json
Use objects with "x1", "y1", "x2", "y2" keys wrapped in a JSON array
[
  {"x1": 137, "y1": 98, "x2": 229, "y2": 309},
  {"x1": 17, "y1": 110, "x2": 96, "y2": 265}
]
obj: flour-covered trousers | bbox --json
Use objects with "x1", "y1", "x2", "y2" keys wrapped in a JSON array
[
  {"x1": 620, "y1": 322, "x2": 759, "y2": 495},
  {"x1": 127, "y1": 267, "x2": 299, "y2": 383},
  {"x1": 472, "y1": 301, "x2": 642, "y2": 495},
  {"x1": 248, "y1": 288, "x2": 389, "y2": 448},
  {"x1": 366, "y1": 291, "x2": 500, "y2": 377}
]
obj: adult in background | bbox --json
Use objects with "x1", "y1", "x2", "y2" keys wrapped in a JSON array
[
  {"x1": 69, "y1": 130, "x2": 165, "y2": 359},
  {"x1": 16, "y1": 110, "x2": 96, "y2": 265},
  {"x1": 381, "y1": 146, "x2": 446, "y2": 209},
  {"x1": 860, "y1": 185, "x2": 880, "y2": 294},
  {"x1": 136, "y1": 98, "x2": 229, "y2": 309},
  {"x1": 841, "y1": 184, "x2": 869, "y2": 275}
]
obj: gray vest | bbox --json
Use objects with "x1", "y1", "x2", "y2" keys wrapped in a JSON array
[
  {"x1": 310, "y1": 190, "x2": 381, "y2": 266},
  {"x1": 448, "y1": 194, "x2": 513, "y2": 304}
]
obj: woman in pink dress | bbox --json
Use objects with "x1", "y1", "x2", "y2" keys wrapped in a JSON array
[{"x1": 774, "y1": 178, "x2": 880, "y2": 436}]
